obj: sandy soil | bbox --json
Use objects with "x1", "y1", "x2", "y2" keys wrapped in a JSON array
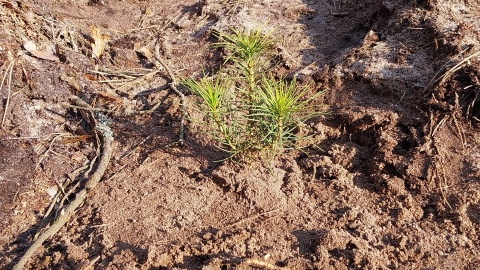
[{"x1": 1, "y1": 0, "x2": 480, "y2": 269}]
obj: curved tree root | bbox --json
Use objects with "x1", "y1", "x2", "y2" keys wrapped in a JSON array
[{"x1": 13, "y1": 99, "x2": 114, "y2": 270}]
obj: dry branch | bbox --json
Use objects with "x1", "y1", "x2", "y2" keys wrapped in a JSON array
[{"x1": 13, "y1": 97, "x2": 114, "y2": 270}]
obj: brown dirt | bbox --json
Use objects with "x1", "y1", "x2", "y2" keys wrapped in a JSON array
[{"x1": 1, "y1": 0, "x2": 480, "y2": 269}]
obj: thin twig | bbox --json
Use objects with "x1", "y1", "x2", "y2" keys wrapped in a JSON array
[
  {"x1": 54, "y1": 178, "x2": 66, "y2": 197},
  {"x1": 439, "y1": 158, "x2": 452, "y2": 209},
  {"x1": 434, "y1": 159, "x2": 451, "y2": 210},
  {"x1": 84, "y1": 154, "x2": 99, "y2": 179},
  {"x1": 89, "y1": 223, "x2": 114, "y2": 228},
  {"x1": 56, "y1": 181, "x2": 81, "y2": 217},
  {"x1": 2, "y1": 135, "x2": 42, "y2": 140},
  {"x1": 104, "y1": 162, "x2": 129, "y2": 182},
  {"x1": 431, "y1": 115, "x2": 448, "y2": 137},
  {"x1": 145, "y1": 12, "x2": 182, "y2": 40},
  {"x1": 120, "y1": 133, "x2": 153, "y2": 159},
  {"x1": 34, "y1": 133, "x2": 69, "y2": 170},
  {"x1": 81, "y1": 255, "x2": 101, "y2": 270},
  {"x1": 1, "y1": 60, "x2": 15, "y2": 128},
  {"x1": 63, "y1": 91, "x2": 171, "y2": 116},
  {"x1": 154, "y1": 42, "x2": 186, "y2": 145},
  {"x1": 452, "y1": 92, "x2": 466, "y2": 148},
  {"x1": 225, "y1": 208, "x2": 280, "y2": 228},
  {"x1": 12, "y1": 188, "x2": 19, "y2": 203},
  {"x1": 451, "y1": 113, "x2": 465, "y2": 148}
]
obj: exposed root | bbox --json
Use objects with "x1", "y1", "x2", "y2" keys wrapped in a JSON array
[{"x1": 13, "y1": 98, "x2": 114, "y2": 270}]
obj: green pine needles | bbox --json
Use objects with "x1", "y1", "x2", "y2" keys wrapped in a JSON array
[{"x1": 183, "y1": 27, "x2": 326, "y2": 159}]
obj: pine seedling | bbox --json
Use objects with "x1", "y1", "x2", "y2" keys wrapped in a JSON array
[
  {"x1": 252, "y1": 76, "x2": 325, "y2": 153},
  {"x1": 185, "y1": 26, "x2": 327, "y2": 160},
  {"x1": 215, "y1": 28, "x2": 275, "y2": 98},
  {"x1": 183, "y1": 75, "x2": 239, "y2": 151}
]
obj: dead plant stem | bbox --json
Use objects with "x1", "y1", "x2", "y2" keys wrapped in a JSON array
[{"x1": 1, "y1": 60, "x2": 15, "y2": 128}]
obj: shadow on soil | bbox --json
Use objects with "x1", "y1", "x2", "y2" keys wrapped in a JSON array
[
  {"x1": 297, "y1": 0, "x2": 384, "y2": 67},
  {"x1": 292, "y1": 229, "x2": 327, "y2": 256}
]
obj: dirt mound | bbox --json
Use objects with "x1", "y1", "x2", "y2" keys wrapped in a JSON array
[{"x1": 1, "y1": 0, "x2": 480, "y2": 269}]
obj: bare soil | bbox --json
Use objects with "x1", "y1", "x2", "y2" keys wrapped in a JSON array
[{"x1": 1, "y1": 0, "x2": 480, "y2": 269}]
